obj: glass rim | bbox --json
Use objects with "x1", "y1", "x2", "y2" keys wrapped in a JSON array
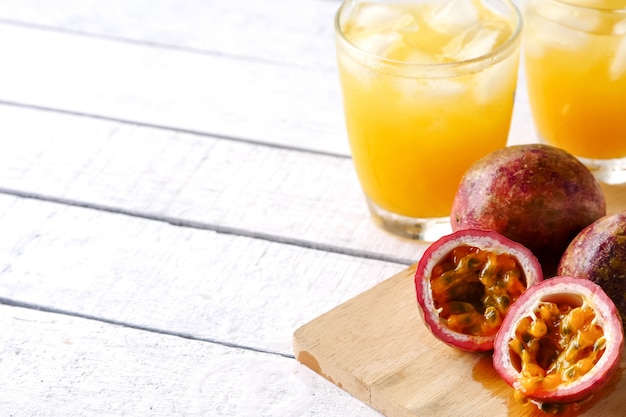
[{"x1": 334, "y1": 0, "x2": 524, "y2": 70}]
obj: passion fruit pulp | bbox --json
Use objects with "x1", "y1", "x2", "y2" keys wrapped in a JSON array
[
  {"x1": 415, "y1": 229, "x2": 543, "y2": 352},
  {"x1": 493, "y1": 277, "x2": 624, "y2": 405}
]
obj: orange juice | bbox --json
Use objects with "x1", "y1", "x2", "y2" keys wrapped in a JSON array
[
  {"x1": 335, "y1": 0, "x2": 522, "y2": 235},
  {"x1": 524, "y1": 0, "x2": 626, "y2": 161}
]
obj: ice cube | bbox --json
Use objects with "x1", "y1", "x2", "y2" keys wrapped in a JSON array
[
  {"x1": 434, "y1": 78, "x2": 467, "y2": 97},
  {"x1": 424, "y1": 78, "x2": 467, "y2": 100},
  {"x1": 391, "y1": 76, "x2": 422, "y2": 99},
  {"x1": 337, "y1": 43, "x2": 377, "y2": 89},
  {"x1": 344, "y1": 2, "x2": 419, "y2": 58},
  {"x1": 425, "y1": 0, "x2": 481, "y2": 35},
  {"x1": 539, "y1": 1, "x2": 602, "y2": 33},
  {"x1": 473, "y1": 52, "x2": 519, "y2": 104},
  {"x1": 524, "y1": 15, "x2": 590, "y2": 58},
  {"x1": 350, "y1": 31, "x2": 405, "y2": 56},
  {"x1": 348, "y1": 2, "x2": 417, "y2": 35},
  {"x1": 392, "y1": 77, "x2": 466, "y2": 107},
  {"x1": 442, "y1": 21, "x2": 507, "y2": 61},
  {"x1": 608, "y1": 20, "x2": 626, "y2": 79},
  {"x1": 613, "y1": 17, "x2": 626, "y2": 35},
  {"x1": 402, "y1": 49, "x2": 439, "y2": 64},
  {"x1": 609, "y1": 36, "x2": 626, "y2": 80}
]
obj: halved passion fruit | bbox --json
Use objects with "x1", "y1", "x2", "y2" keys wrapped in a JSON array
[
  {"x1": 415, "y1": 229, "x2": 543, "y2": 352},
  {"x1": 493, "y1": 277, "x2": 624, "y2": 406}
]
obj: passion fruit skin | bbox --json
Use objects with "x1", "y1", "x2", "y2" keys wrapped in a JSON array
[
  {"x1": 558, "y1": 211, "x2": 626, "y2": 325},
  {"x1": 415, "y1": 228, "x2": 543, "y2": 352},
  {"x1": 451, "y1": 144, "x2": 606, "y2": 277},
  {"x1": 493, "y1": 277, "x2": 624, "y2": 404}
]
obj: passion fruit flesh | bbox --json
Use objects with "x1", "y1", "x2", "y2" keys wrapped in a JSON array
[
  {"x1": 431, "y1": 245, "x2": 526, "y2": 338},
  {"x1": 494, "y1": 277, "x2": 624, "y2": 405},
  {"x1": 416, "y1": 229, "x2": 543, "y2": 352},
  {"x1": 510, "y1": 300, "x2": 605, "y2": 398}
]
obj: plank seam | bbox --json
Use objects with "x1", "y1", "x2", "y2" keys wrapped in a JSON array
[
  {"x1": 0, "y1": 186, "x2": 414, "y2": 266},
  {"x1": 0, "y1": 296, "x2": 296, "y2": 359},
  {"x1": 0, "y1": 18, "x2": 334, "y2": 72},
  {"x1": 0, "y1": 99, "x2": 350, "y2": 159}
]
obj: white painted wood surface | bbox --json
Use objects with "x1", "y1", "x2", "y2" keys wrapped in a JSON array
[
  {"x1": 0, "y1": 0, "x2": 536, "y2": 415},
  {"x1": 0, "y1": 304, "x2": 383, "y2": 416}
]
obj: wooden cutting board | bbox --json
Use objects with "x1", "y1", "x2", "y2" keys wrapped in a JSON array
[{"x1": 293, "y1": 182, "x2": 626, "y2": 417}]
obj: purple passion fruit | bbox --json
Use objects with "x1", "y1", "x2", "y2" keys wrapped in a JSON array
[
  {"x1": 493, "y1": 277, "x2": 623, "y2": 407},
  {"x1": 451, "y1": 144, "x2": 606, "y2": 277},
  {"x1": 415, "y1": 229, "x2": 543, "y2": 352},
  {"x1": 558, "y1": 211, "x2": 626, "y2": 326}
]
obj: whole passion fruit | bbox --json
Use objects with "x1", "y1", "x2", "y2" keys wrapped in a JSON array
[
  {"x1": 415, "y1": 229, "x2": 543, "y2": 352},
  {"x1": 493, "y1": 277, "x2": 623, "y2": 408},
  {"x1": 451, "y1": 144, "x2": 606, "y2": 277},
  {"x1": 558, "y1": 211, "x2": 626, "y2": 326}
]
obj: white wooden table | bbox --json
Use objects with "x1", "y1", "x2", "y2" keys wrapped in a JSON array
[{"x1": 0, "y1": 1, "x2": 536, "y2": 415}]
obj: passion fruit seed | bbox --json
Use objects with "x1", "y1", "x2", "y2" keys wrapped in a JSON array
[
  {"x1": 431, "y1": 245, "x2": 526, "y2": 337},
  {"x1": 494, "y1": 277, "x2": 623, "y2": 406},
  {"x1": 509, "y1": 302, "x2": 605, "y2": 399},
  {"x1": 416, "y1": 229, "x2": 543, "y2": 352}
]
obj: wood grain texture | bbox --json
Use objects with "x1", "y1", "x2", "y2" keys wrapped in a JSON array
[
  {"x1": 0, "y1": 104, "x2": 428, "y2": 265},
  {"x1": 294, "y1": 185, "x2": 626, "y2": 416},
  {"x1": 0, "y1": 304, "x2": 384, "y2": 417},
  {"x1": 0, "y1": 104, "x2": 622, "y2": 269},
  {"x1": 0, "y1": 193, "x2": 404, "y2": 357},
  {"x1": 294, "y1": 264, "x2": 626, "y2": 417},
  {"x1": 0, "y1": 0, "x2": 339, "y2": 69},
  {"x1": 0, "y1": 0, "x2": 621, "y2": 415},
  {"x1": 0, "y1": 22, "x2": 349, "y2": 156},
  {"x1": 0, "y1": 12, "x2": 535, "y2": 157}
]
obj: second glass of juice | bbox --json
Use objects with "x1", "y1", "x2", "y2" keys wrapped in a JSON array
[
  {"x1": 523, "y1": 0, "x2": 626, "y2": 185},
  {"x1": 335, "y1": 0, "x2": 522, "y2": 241}
]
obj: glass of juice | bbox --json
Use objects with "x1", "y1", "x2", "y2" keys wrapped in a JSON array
[
  {"x1": 523, "y1": 0, "x2": 626, "y2": 184},
  {"x1": 334, "y1": 0, "x2": 523, "y2": 241}
]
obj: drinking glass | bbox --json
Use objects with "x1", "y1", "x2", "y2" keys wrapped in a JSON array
[
  {"x1": 335, "y1": 0, "x2": 523, "y2": 241},
  {"x1": 523, "y1": 0, "x2": 626, "y2": 184}
]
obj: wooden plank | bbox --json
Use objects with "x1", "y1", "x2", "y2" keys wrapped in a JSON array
[
  {"x1": 0, "y1": 23, "x2": 350, "y2": 156},
  {"x1": 0, "y1": 104, "x2": 429, "y2": 264},
  {"x1": 293, "y1": 265, "x2": 426, "y2": 404},
  {"x1": 0, "y1": 193, "x2": 405, "y2": 357},
  {"x1": 0, "y1": 99, "x2": 622, "y2": 253},
  {"x1": 0, "y1": 304, "x2": 384, "y2": 417},
  {"x1": 0, "y1": 0, "x2": 340, "y2": 70},
  {"x1": 1, "y1": 103, "x2": 622, "y2": 265},
  {"x1": 293, "y1": 264, "x2": 626, "y2": 417},
  {"x1": 0, "y1": 18, "x2": 535, "y2": 157},
  {"x1": 0, "y1": 0, "x2": 535, "y2": 156}
]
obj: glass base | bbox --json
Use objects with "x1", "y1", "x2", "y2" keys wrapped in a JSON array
[
  {"x1": 577, "y1": 155, "x2": 626, "y2": 185},
  {"x1": 366, "y1": 198, "x2": 451, "y2": 242}
]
